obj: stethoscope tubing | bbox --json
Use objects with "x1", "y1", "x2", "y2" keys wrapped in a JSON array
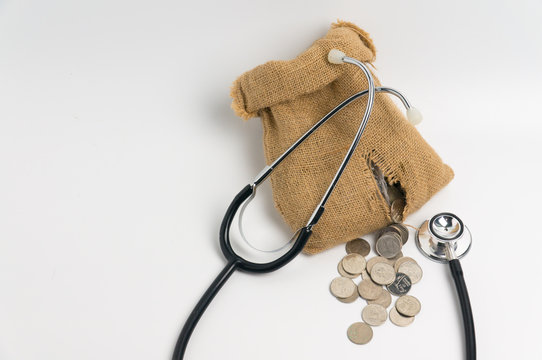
[
  {"x1": 449, "y1": 259, "x2": 476, "y2": 360},
  {"x1": 173, "y1": 57, "x2": 415, "y2": 360},
  {"x1": 172, "y1": 259, "x2": 238, "y2": 359}
]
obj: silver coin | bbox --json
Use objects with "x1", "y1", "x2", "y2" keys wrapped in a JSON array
[
  {"x1": 338, "y1": 290, "x2": 359, "y2": 304},
  {"x1": 366, "y1": 256, "x2": 394, "y2": 274},
  {"x1": 338, "y1": 262, "x2": 359, "y2": 279},
  {"x1": 369, "y1": 262, "x2": 396, "y2": 285},
  {"x1": 391, "y1": 198, "x2": 405, "y2": 223},
  {"x1": 347, "y1": 322, "x2": 373, "y2": 345},
  {"x1": 394, "y1": 256, "x2": 418, "y2": 272},
  {"x1": 346, "y1": 238, "x2": 371, "y2": 257},
  {"x1": 398, "y1": 261, "x2": 423, "y2": 284},
  {"x1": 386, "y1": 251, "x2": 404, "y2": 267},
  {"x1": 376, "y1": 233, "x2": 402, "y2": 259},
  {"x1": 389, "y1": 307, "x2": 415, "y2": 327},
  {"x1": 386, "y1": 273, "x2": 412, "y2": 296},
  {"x1": 330, "y1": 277, "x2": 357, "y2": 299},
  {"x1": 377, "y1": 230, "x2": 402, "y2": 244},
  {"x1": 368, "y1": 289, "x2": 392, "y2": 308},
  {"x1": 362, "y1": 304, "x2": 388, "y2": 326},
  {"x1": 395, "y1": 295, "x2": 421, "y2": 317},
  {"x1": 390, "y1": 223, "x2": 409, "y2": 245},
  {"x1": 378, "y1": 226, "x2": 402, "y2": 239},
  {"x1": 357, "y1": 279, "x2": 383, "y2": 300},
  {"x1": 342, "y1": 254, "x2": 366, "y2": 275}
]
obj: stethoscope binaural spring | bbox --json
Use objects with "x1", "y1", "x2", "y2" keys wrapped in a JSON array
[{"x1": 173, "y1": 49, "x2": 421, "y2": 360}]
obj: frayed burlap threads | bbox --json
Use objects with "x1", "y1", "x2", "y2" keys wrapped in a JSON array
[{"x1": 230, "y1": 21, "x2": 453, "y2": 254}]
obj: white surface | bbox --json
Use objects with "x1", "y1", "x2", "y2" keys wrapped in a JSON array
[{"x1": 1, "y1": 1, "x2": 541, "y2": 359}]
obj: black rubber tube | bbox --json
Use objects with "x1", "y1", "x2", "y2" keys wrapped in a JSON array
[
  {"x1": 172, "y1": 259, "x2": 238, "y2": 360},
  {"x1": 449, "y1": 259, "x2": 476, "y2": 360},
  {"x1": 173, "y1": 185, "x2": 313, "y2": 360}
]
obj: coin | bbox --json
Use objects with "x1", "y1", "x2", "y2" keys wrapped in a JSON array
[
  {"x1": 386, "y1": 273, "x2": 412, "y2": 296},
  {"x1": 368, "y1": 289, "x2": 392, "y2": 308},
  {"x1": 386, "y1": 251, "x2": 404, "y2": 267},
  {"x1": 390, "y1": 223, "x2": 409, "y2": 245},
  {"x1": 376, "y1": 233, "x2": 402, "y2": 259},
  {"x1": 338, "y1": 262, "x2": 359, "y2": 279},
  {"x1": 346, "y1": 238, "x2": 371, "y2": 257},
  {"x1": 369, "y1": 262, "x2": 396, "y2": 285},
  {"x1": 394, "y1": 256, "x2": 418, "y2": 272},
  {"x1": 347, "y1": 322, "x2": 373, "y2": 344},
  {"x1": 395, "y1": 295, "x2": 421, "y2": 317},
  {"x1": 389, "y1": 307, "x2": 415, "y2": 327},
  {"x1": 338, "y1": 290, "x2": 359, "y2": 304},
  {"x1": 391, "y1": 198, "x2": 405, "y2": 223},
  {"x1": 366, "y1": 256, "x2": 394, "y2": 273},
  {"x1": 362, "y1": 304, "x2": 388, "y2": 326},
  {"x1": 378, "y1": 226, "x2": 402, "y2": 239},
  {"x1": 357, "y1": 279, "x2": 383, "y2": 300},
  {"x1": 398, "y1": 261, "x2": 423, "y2": 284},
  {"x1": 342, "y1": 254, "x2": 366, "y2": 275},
  {"x1": 330, "y1": 277, "x2": 357, "y2": 299}
]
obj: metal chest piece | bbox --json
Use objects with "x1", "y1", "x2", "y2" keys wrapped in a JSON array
[{"x1": 415, "y1": 212, "x2": 472, "y2": 263}]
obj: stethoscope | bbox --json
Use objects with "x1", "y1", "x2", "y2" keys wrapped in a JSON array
[{"x1": 173, "y1": 50, "x2": 475, "y2": 360}]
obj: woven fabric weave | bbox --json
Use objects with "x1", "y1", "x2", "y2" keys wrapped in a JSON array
[{"x1": 230, "y1": 21, "x2": 454, "y2": 254}]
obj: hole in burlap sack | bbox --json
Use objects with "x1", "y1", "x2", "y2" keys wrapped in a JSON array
[{"x1": 368, "y1": 160, "x2": 406, "y2": 221}]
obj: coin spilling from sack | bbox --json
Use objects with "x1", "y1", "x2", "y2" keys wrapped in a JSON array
[{"x1": 328, "y1": 224, "x2": 423, "y2": 345}]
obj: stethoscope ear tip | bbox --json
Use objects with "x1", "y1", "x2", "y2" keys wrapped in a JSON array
[
  {"x1": 406, "y1": 107, "x2": 423, "y2": 125},
  {"x1": 328, "y1": 49, "x2": 346, "y2": 64}
]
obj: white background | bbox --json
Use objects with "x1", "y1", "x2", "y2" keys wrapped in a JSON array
[{"x1": 1, "y1": 0, "x2": 542, "y2": 359}]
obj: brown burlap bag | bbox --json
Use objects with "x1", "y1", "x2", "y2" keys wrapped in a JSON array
[{"x1": 230, "y1": 21, "x2": 454, "y2": 254}]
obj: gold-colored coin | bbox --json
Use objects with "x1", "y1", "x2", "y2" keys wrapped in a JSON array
[
  {"x1": 395, "y1": 295, "x2": 421, "y2": 317},
  {"x1": 347, "y1": 322, "x2": 373, "y2": 345},
  {"x1": 362, "y1": 304, "x2": 388, "y2": 326},
  {"x1": 369, "y1": 262, "x2": 396, "y2": 285},
  {"x1": 394, "y1": 256, "x2": 418, "y2": 272},
  {"x1": 366, "y1": 256, "x2": 394, "y2": 274},
  {"x1": 330, "y1": 277, "x2": 357, "y2": 299},
  {"x1": 389, "y1": 307, "x2": 415, "y2": 327},
  {"x1": 345, "y1": 238, "x2": 371, "y2": 257},
  {"x1": 338, "y1": 262, "x2": 358, "y2": 279},
  {"x1": 357, "y1": 279, "x2": 383, "y2": 300},
  {"x1": 397, "y1": 261, "x2": 423, "y2": 284},
  {"x1": 367, "y1": 289, "x2": 392, "y2": 308},
  {"x1": 342, "y1": 253, "x2": 366, "y2": 275}
]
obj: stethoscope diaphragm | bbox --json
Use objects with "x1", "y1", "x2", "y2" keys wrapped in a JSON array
[{"x1": 415, "y1": 212, "x2": 472, "y2": 263}]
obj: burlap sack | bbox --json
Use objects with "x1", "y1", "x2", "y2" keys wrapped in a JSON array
[{"x1": 230, "y1": 21, "x2": 454, "y2": 254}]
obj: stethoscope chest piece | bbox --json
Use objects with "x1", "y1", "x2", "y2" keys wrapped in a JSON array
[{"x1": 415, "y1": 212, "x2": 472, "y2": 263}]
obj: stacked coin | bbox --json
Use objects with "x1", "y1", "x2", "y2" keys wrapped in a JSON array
[
  {"x1": 389, "y1": 295, "x2": 421, "y2": 327},
  {"x1": 390, "y1": 199, "x2": 405, "y2": 223},
  {"x1": 329, "y1": 226, "x2": 424, "y2": 345},
  {"x1": 375, "y1": 224, "x2": 408, "y2": 259}
]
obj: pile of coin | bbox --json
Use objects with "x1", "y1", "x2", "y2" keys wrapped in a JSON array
[{"x1": 329, "y1": 224, "x2": 423, "y2": 345}]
